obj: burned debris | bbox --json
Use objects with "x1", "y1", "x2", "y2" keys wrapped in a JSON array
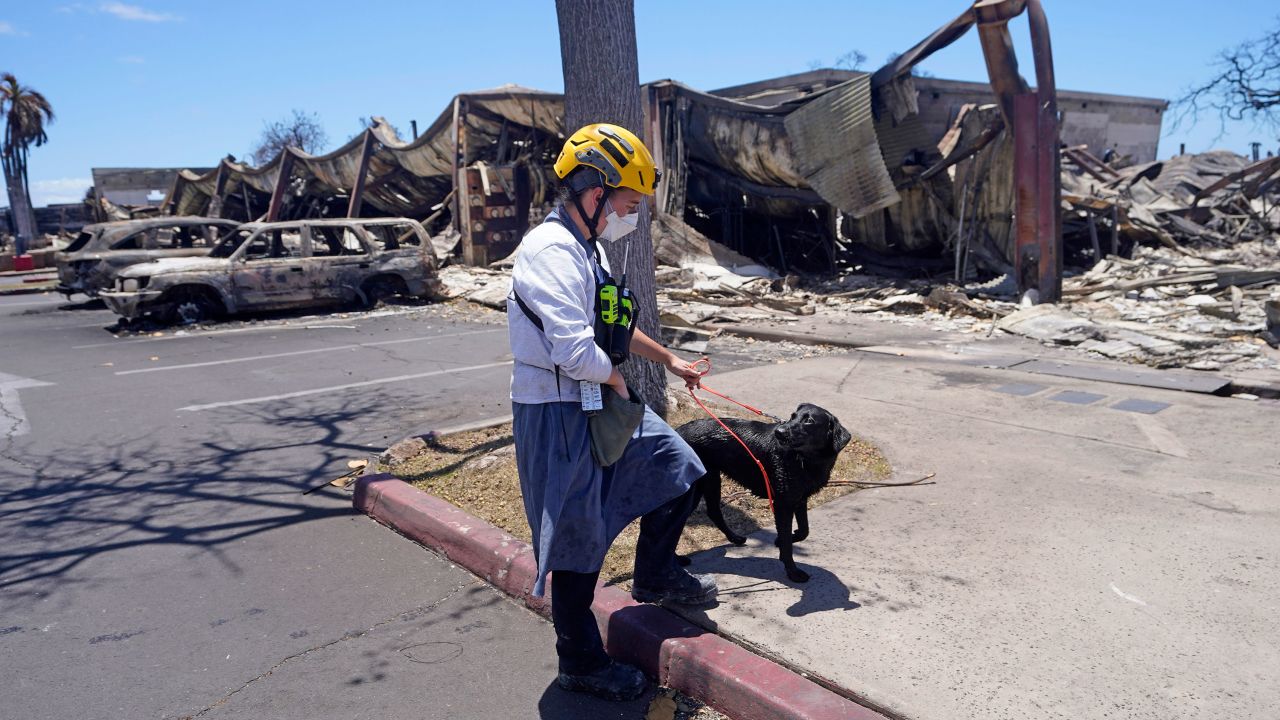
[{"x1": 127, "y1": 1, "x2": 1275, "y2": 374}]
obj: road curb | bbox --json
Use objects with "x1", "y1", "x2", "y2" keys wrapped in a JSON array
[
  {"x1": 0, "y1": 283, "x2": 58, "y2": 297},
  {"x1": 354, "y1": 473, "x2": 887, "y2": 720}
]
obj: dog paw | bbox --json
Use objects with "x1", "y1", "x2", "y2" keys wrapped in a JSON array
[
  {"x1": 786, "y1": 566, "x2": 810, "y2": 583},
  {"x1": 791, "y1": 530, "x2": 808, "y2": 543},
  {"x1": 727, "y1": 534, "x2": 747, "y2": 546}
]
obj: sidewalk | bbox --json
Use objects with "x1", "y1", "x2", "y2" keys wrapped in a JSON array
[
  {"x1": 0, "y1": 267, "x2": 59, "y2": 295},
  {"x1": 675, "y1": 321, "x2": 1280, "y2": 719}
]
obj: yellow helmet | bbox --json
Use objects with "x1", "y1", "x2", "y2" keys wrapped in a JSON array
[{"x1": 554, "y1": 123, "x2": 661, "y2": 196}]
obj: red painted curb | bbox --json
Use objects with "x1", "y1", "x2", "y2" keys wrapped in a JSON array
[{"x1": 355, "y1": 473, "x2": 887, "y2": 720}]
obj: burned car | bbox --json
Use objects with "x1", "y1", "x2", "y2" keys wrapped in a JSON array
[
  {"x1": 100, "y1": 218, "x2": 442, "y2": 325},
  {"x1": 56, "y1": 216, "x2": 242, "y2": 297}
]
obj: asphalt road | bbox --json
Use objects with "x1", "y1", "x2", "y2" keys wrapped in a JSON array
[{"x1": 0, "y1": 295, "x2": 664, "y2": 720}]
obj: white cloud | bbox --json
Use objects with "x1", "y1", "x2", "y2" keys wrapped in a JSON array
[
  {"x1": 0, "y1": 21, "x2": 20, "y2": 35},
  {"x1": 29, "y1": 178, "x2": 93, "y2": 207},
  {"x1": 118, "y1": 55, "x2": 146, "y2": 64},
  {"x1": 99, "y1": 3, "x2": 178, "y2": 22}
]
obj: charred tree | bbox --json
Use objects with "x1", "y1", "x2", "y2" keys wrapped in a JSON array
[
  {"x1": 250, "y1": 110, "x2": 328, "y2": 166},
  {"x1": 555, "y1": 0, "x2": 668, "y2": 416},
  {"x1": 1173, "y1": 20, "x2": 1280, "y2": 138}
]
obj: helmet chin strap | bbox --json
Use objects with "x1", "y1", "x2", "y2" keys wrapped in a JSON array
[{"x1": 571, "y1": 186, "x2": 612, "y2": 248}]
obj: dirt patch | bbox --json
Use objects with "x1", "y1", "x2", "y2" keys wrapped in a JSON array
[{"x1": 378, "y1": 390, "x2": 891, "y2": 588}]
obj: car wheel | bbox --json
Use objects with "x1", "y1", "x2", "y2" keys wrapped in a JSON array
[
  {"x1": 361, "y1": 276, "x2": 406, "y2": 308},
  {"x1": 170, "y1": 290, "x2": 221, "y2": 325}
]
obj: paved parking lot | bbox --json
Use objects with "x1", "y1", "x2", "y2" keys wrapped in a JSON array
[{"x1": 0, "y1": 295, "x2": 667, "y2": 720}]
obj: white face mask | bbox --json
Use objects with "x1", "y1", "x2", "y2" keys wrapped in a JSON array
[{"x1": 599, "y1": 198, "x2": 639, "y2": 243}]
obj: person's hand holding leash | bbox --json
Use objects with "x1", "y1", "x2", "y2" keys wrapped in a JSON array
[
  {"x1": 665, "y1": 355, "x2": 705, "y2": 389},
  {"x1": 629, "y1": 329, "x2": 703, "y2": 390}
]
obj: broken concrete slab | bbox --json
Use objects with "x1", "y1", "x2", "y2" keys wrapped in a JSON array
[{"x1": 996, "y1": 305, "x2": 1106, "y2": 345}]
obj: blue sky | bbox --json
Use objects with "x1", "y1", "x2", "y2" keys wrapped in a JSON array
[{"x1": 2, "y1": 0, "x2": 1278, "y2": 207}]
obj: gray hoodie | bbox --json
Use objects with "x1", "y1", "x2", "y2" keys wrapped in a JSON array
[{"x1": 507, "y1": 213, "x2": 614, "y2": 404}]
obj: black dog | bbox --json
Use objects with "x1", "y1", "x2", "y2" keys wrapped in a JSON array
[{"x1": 677, "y1": 403, "x2": 852, "y2": 583}]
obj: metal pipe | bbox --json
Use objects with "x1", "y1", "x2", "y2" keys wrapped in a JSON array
[
  {"x1": 1012, "y1": 93, "x2": 1040, "y2": 297},
  {"x1": 974, "y1": 0, "x2": 1030, "y2": 126}
]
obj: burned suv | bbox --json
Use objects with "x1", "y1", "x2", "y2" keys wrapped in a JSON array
[
  {"x1": 56, "y1": 216, "x2": 241, "y2": 297},
  {"x1": 101, "y1": 218, "x2": 442, "y2": 324}
]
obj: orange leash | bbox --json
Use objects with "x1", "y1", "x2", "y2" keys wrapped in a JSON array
[{"x1": 688, "y1": 358, "x2": 776, "y2": 514}]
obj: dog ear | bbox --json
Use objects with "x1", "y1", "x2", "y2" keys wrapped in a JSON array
[{"x1": 829, "y1": 421, "x2": 852, "y2": 453}]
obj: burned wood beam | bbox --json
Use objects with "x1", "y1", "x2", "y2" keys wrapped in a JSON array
[
  {"x1": 1063, "y1": 148, "x2": 1112, "y2": 183},
  {"x1": 347, "y1": 130, "x2": 376, "y2": 218},
  {"x1": 910, "y1": 113, "x2": 1006, "y2": 186},
  {"x1": 452, "y1": 96, "x2": 467, "y2": 240},
  {"x1": 266, "y1": 151, "x2": 296, "y2": 223},
  {"x1": 1191, "y1": 155, "x2": 1280, "y2": 206},
  {"x1": 1088, "y1": 211, "x2": 1102, "y2": 262},
  {"x1": 207, "y1": 162, "x2": 229, "y2": 218}
]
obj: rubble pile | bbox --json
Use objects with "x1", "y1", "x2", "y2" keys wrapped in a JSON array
[
  {"x1": 443, "y1": 150, "x2": 1280, "y2": 376},
  {"x1": 1061, "y1": 149, "x2": 1280, "y2": 256},
  {"x1": 1023, "y1": 242, "x2": 1277, "y2": 370},
  {"x1": 437, "y1": 264, "x2": 511, "y2": 309}
]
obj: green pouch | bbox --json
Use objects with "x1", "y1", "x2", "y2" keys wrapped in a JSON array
[{"x1": 587, "y1": 385, "x2": 645, "y2": 467}]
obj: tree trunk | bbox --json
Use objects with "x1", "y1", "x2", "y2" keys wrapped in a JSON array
[
  {"x1": 2, "y1": 153, "x2": 34, "y2": 255},
  {"x1": 17, "y1": 149, "x2": 36, "y2": 254},
  {"x1": 555, "y1": 0, "x2": 669, "y2": 416}
]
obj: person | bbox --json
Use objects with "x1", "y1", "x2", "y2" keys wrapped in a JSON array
[{"x1": 507, "y1": 123, "x2": 716, "y2": 702}]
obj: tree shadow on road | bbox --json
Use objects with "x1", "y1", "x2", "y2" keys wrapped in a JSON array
[{"x1": 0, "y1": 397, "x2": 398, "y2": 610}]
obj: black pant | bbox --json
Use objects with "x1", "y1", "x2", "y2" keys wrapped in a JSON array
[{"x1": 551, "y1": 485, "x2": 699, "y2": 674}]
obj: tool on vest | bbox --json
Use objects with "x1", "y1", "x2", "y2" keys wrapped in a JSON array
[{"x1": 596, "y1": 239, "x2": 636, "y2": 365}]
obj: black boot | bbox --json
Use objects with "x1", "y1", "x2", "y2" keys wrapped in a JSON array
[
  {"x1": 631, "y1": 569, "x2": 718, "y2": 606},
  {"x1": 557, "y1": 659, "x2": 648, "y2": 701}
]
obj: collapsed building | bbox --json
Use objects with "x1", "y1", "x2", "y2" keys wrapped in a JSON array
[
  {"x1": 152, "y1": 0, "x2": 1279, "y2": 377},
  {"x1": 159, "y1": 72, "x2": 1163, "y2": 278},
  {"x1": 140, "y1": 0, "x2": 1280, "y2": 373}
]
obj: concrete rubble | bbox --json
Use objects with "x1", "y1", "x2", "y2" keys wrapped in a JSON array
[
  {"x1": 438, "y1": 159, "x2": 1279, "y2": 376},
  {"x1": 649, "y1": 146, "x2": 1280, "y2": 375}
]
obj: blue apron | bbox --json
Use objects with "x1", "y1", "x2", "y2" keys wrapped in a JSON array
[{"x1": 513, "y1": 400, "x2": 705, "y2": 596}]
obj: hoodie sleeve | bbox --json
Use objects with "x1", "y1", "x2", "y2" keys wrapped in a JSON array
[{"x1": 512, "y1": 242, "x2": 614, "y2": 384}]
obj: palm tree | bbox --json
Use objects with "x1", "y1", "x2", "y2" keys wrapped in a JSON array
[{"x1": 1, "y1": 73, "x2": 54, "y2": 256}]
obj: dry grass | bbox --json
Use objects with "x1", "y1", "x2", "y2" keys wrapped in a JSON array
[{"x1": 379, "y1": 391, "x2": 891, "y2": 588}]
